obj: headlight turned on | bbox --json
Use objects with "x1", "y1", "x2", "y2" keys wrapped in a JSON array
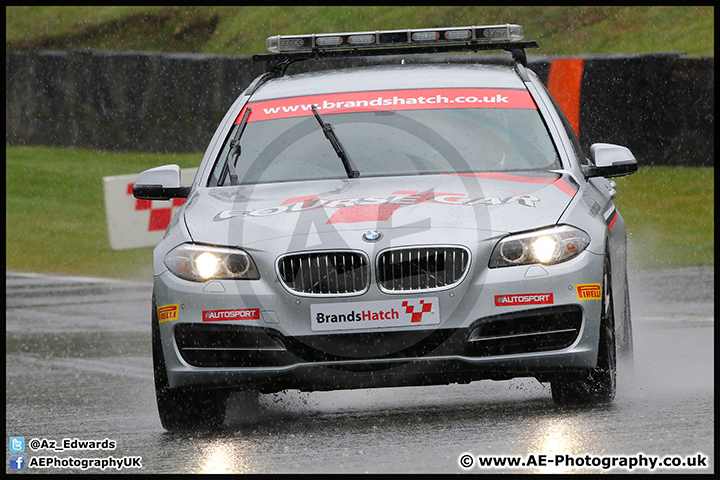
[
  {"x1": 164, "y1": 244, "x2": 260, "y2": 281},
  {"x1": 489, "y1": 225, "x2": 590, "y2": 267}
]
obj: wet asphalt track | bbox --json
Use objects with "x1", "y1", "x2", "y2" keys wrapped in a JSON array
[{"x1": 5, "y1": 268, "x2": 714, "y2": 473}]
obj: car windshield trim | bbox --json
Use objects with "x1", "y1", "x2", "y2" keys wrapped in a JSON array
[{"x1": 207, "y1": 168, "x2": 560, "y2": 189}]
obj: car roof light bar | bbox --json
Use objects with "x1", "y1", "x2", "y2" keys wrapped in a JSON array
[
  {"x1": 266, "y1": 24, "x2": 525, "y2": 54},
  {"x1": 254, "y1": 42, "x2": 539, "y2": 77}
]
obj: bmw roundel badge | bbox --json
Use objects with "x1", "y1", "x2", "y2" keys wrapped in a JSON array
[{"x1": 362, "y1": 230, "x2": 382, "y2": 242}]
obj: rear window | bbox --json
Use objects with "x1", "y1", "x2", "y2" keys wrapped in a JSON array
[{"x1": 209, "y1": 88, "x2": 560, "y2": 186}]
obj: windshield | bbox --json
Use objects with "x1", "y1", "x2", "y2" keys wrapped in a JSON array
[{"x1": 209, "y1": 88, "x2": 560, "y2": 186}]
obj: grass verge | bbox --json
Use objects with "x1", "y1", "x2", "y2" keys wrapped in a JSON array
[
  {"x1": 613, "y1": 166, "x2": 714, "y2": 271},
  {"x1": 6, "y1": 6, "x2": 714, "y2": 57},
  {"x1": 6, "y1": 146, "x2": 200, "y2": 279}
]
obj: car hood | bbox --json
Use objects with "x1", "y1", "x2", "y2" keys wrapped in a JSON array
[{"x1": 183, "y1": 172, "x2": 578, "y2": 248}]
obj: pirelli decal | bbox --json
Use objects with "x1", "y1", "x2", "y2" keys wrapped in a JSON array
[
  {"x1": 158, "y1": 304, "x2": 179, "y2": 323},
  {"x1": 575, "y1": 284, "x2": 601, "y2": 301}
]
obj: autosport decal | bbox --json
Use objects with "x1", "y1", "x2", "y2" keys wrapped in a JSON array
[
  {"x1": 575, "y1": 284, "x2": 601, "y2": 301},
  {"x1": 157, "y1": 304, "x2": 179, "y2": 323},
  {"x1": 311, "y1": 297, "x2": 440, "y2": 332},
  {"x1": 202, "y1": 308, "x2": 260, "y2": 322},
  {"x1": 494, "y1": 293, "x2": 554, "y2": 306},
  {"x1": 214, "y1": 190, "x2": 540, "y2": 223},
  {"x1": 238, "y1": 88, "x2": 536, "y2": 123}
]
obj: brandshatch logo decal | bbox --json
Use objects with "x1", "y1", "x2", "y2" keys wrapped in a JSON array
[
  {"x1": 311, "y1": 298, "x2": 440, "y2": 331},
  {"x1": 402, "y1": 299, "x2": 434, "y2": 322}
]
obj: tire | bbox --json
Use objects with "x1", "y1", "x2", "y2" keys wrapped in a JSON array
[
  {"x1": 618, "y1": 269, "x2": 635, "y2": 363},
  {"x1": 551, "y1": 252, "x2": 617, "y2": 406},
  {"x1": 152, "y1": 295, "x2": 229, "y2": 431}
]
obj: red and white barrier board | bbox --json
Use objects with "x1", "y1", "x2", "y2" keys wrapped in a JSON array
[{"x1": 103, "y1": 168, "x2": 197, "y2": 250}]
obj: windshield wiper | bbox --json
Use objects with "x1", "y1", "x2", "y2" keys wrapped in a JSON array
[
  {"x1": 311, "y1": 105, "x2": 360, "y2": 179},
  {"x1": 222, "y1": 106, "x2": 252, "y2": 186}
]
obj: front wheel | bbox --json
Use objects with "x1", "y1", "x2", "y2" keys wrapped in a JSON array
[
  {"x1": 152, "y1": 295, "x2": 229, "y2": 431},
  {"x1": 551, "y1": 253, "x2": 617, "y2": 406}
]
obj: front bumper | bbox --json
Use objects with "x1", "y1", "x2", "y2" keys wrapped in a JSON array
[{"x1": 153, "y1": 250, "x2": 604, "y2": 392}]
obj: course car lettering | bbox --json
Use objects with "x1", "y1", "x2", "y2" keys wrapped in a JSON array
[
  {"x1": 202, "y1": 308, "x2": 260, "y2": 321},
  {"x1": 390, "y1": 194, "x2": 423, "y2": 204},
  {"x1": 429, "y1": 194, "x2": 467, "y2": 204},
  {"x1": 465, "y1": 196, "x2": 505, "y2": 206},
  {"x1": 157, "y1": 304, "x2": 179, "y2": 323},
  {"x1": 491, "y1": 194, "x2": 538, "y2": 208},
  {"x1": 214, "y1": 191, "x2": 540, "y2": 222},
  {"x1": 494, "y1": 293, "x2": 554, "y2": 306},
  {"x1": 288, "y1": 198, "x2": 328, "y2": 211},
  {"x1": 247, "y1": 206, "x2": 290, "y2": 217},
  {"x1": 575, "y1": 284, "x2": 602, "y2": 301},
  {"x1": 239, "y1": 88, "x2": 536, "y2": 123},
  {"x1": 324, "y1": 199, "x2": 360, "y2": 208}
]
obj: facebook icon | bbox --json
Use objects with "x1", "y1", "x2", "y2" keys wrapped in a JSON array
[{"x1": 10, "y1": 455, "x2": 25, "y2": 470}]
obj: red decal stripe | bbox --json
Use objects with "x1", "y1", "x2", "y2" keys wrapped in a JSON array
[
  {"x1": 326, "y1": 204, "x2": 400, "y2": 224},
  {"x1": 608, "y1": 209, "x2": 618, "y2": 230},
  {"x1": 448, "y1": 172, "x2": 577, "y2": 196},
  {"x1": 450, "y1": 172, "x2": 556, "y2": 183},
  {"x1": 552, "y1": 178, "x2": 578, "y2": 197},
  {"x1": 282, "y1": 195, "x2": 319, "y2": 206}
]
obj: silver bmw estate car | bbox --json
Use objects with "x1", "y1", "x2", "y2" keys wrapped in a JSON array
[{"x1": 134, "y1": 24, "x2": 637, "y2": 431}]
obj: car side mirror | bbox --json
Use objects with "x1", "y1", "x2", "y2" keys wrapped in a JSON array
[
  {"x1": 582, "y1": 143, "x2": 638, "y2": 178},
  {"x1": 132, "y1": 164, "x2": 191, "y2": 200}
]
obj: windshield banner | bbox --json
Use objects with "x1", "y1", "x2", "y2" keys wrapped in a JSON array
[{"x1": 238, "y1": 88, "x2": 536, "y2": 123}]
